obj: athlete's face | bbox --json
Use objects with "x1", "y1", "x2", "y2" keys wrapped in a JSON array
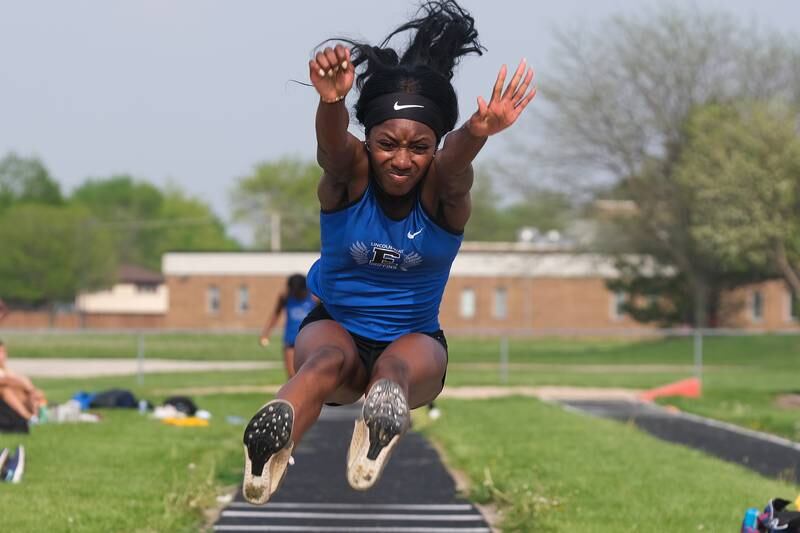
[{"x1": 367, "y1": 119, "x2": 437, "y2": 196}]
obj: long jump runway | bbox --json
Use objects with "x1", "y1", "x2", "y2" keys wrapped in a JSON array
[
  {"x1": 561, "y1": 400, "x2": 800, "y2": 483},
  {"x1": 214, "y1": 403, "x2": 491, "y2": 533}
]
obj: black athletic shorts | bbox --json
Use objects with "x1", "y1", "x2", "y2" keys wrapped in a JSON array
[{"x1": 298, "y1": 302, "x2": 448, "y2": 376}]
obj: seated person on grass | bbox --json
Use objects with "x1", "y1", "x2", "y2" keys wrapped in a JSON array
[{"x1": 0, "y1": 340, "x2": 47, "y2": 421}]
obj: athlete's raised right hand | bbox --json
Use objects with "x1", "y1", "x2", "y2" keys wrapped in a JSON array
[{"x1": 309, "y1": 45, "x2": 353, "y2": 103}]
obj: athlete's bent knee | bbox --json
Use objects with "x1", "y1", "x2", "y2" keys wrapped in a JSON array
[
  {"x1": 372, "y1": 354, "x2": 410, "y2": 382},
  {"x1": 301, "y1": 346, "x2": 348, "y2": 377}
]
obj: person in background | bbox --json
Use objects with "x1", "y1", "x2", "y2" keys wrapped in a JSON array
[
  {"x1": 259, "y1": 274, "x2": 317, "y2": 378},
  {"x1": 0, "y1": 340, "x2": 47, "y2": 421}
]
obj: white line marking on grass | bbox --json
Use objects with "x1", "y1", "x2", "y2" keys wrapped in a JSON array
[
  {"x1": 215, "y1": 527, "x2": 491, "y2": 532},
  {"x1": 221, "y1": 511, "x2": 486, "y2": 521},
  {"x1": 671, "y1": 409, "x2": 800, "y2": 452},
  {"x1": 228, "y1": 502, "x2": 475, "y2": 511},
  {"x1": 554, "y1": 401, "x2": 588, "y2": 416},
  {"x1": 558, "y1": 399, "x2": 800, "y2": 453}
]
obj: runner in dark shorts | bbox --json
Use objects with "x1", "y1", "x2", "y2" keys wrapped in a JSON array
[{"x1": 241, "y1": 0, "x2": 536, "y2": 504}]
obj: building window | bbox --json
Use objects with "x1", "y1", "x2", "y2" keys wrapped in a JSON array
[
  {"x1": 207, "y1": 285, "x2": 220, "y2": 315},
  {"x1": 493, "y1": 287, "x2": 508, "y2": 320},
  {"x1": 136, "y1": 283, "x2": 158, "y2": 293},
  {"x1": 611, "y1": 291, "x2": 626, "y2": 321},
  {"x1": 751, "y1": 290, "x2": 764, "y2": 323},
  {"x1": 460, "y1": 288, "x2": 476, "y2": 319},
  {"x1": 237, "y1": 285, "x2": 249, "y2": 314},
  {"x1": 787, "y1": 288, "x2": 798, "y2": 322}
]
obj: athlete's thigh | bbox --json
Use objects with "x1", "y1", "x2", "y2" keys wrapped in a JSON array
[
  {"x1": 293, "y1": 320, "x2": 369, "y2": 404},
  {"x1": 376, "y1": 333, "x2": 447, "y2": 409}
]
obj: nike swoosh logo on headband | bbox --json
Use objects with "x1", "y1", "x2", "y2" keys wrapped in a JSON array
[{"x1": 394, "y1": 101, "x2": 424, "y2": 110}]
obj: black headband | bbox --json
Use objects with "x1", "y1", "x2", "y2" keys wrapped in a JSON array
[{"x1": 362, "y1": 93, "x2": 447, "y2": 140}]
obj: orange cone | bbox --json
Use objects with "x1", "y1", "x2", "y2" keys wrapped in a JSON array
[{"x1": 638, "y1": 377, "x2": 701, "y2": 402}]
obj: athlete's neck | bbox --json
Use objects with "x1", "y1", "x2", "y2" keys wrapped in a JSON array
[{"x1": 370, "y1": 173, "x2": 418, "y2": 221}]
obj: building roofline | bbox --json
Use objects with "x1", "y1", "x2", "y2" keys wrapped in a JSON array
[
  {"x1": 117, "y1": 264, "x2": 164, "y2": 284},
  {"x1": 162, "y1": 250, "x2": 654, "y2": 278}
]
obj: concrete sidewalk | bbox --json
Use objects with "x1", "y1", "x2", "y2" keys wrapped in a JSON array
[
  {"x1": 215, "y1": 404, "x2": 492, "y2": 532},
  {"x1": 8, "y1": 358, "x2": 279, "y2": 378}
]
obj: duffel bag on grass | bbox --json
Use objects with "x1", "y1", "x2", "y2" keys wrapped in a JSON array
[{"x1": 742, "y1": 498, "x2": 800, "y2": 533}]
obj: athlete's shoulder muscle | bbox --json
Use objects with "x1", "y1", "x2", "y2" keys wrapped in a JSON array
[
  {"x1": 316, "y1": 132, "x2": 365, "y2": 182},
  {"x1": 421, "y1": 162, "x2": 473, "y2": 233},
  {"x1": 318, "y1": 146, "x2": 369, "y2": 211}
]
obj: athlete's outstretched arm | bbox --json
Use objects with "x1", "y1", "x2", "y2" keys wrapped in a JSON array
[
  {"x1": 310, "y1": 45, "x2": 362, "y2": 181},
  {"x1": 434, "y1": 58, "x2": 536, "y2": 195}
]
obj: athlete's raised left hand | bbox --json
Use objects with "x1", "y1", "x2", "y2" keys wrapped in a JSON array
[
  {"x1": 467, "y1": 59, "x2": 536, "y2": 137},
  {"x1": 309, "y1": 44, "x2": 353, "y2": 103}
]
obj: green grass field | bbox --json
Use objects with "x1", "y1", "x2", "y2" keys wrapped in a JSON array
[
  {"x1": 0, "y1": 387, "x2": 253, "y2": 532},
  {"x1": 419, "y1": 397, "x2": 798, "y2": 532},
  {"x1": 3, "y1": 331, "x2": 799, "y2": 439},
  {"x1": 3, "y1": 330, "x2": 797, "y2": 366},
  {"x1": 0, "y1": 333, "x2": 798, "y2": 530},
  {"x1": 1, "y1": 370, "x2": 797, "y2": 532}
]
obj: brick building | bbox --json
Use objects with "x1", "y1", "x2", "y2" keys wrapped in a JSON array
[
  {"x1": 160, "y1": 248, "x2": 799, "y2": 334},
  {"x1": 2, "y1": 264, "x2": 166, "y2": 329},
  {"x1": 3, "y1": 248, "x2": 795, "y2": 333}
]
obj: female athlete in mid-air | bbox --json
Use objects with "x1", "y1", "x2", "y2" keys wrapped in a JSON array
[{"x1": 242, "y1": 0, "x2": 535, "y2": 503}]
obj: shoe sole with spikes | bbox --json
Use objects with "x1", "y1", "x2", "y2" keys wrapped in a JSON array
[
  {"x1": 242, "y1": 399, "x2": 294, "y2": 504},
  {"x1": 347, "y1": 379, "x2": 409, "y2": 490}
]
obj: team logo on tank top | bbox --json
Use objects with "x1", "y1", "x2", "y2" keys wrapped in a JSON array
[{"x1": 349, "y1": 241, "x2": 423, "y2": 271}]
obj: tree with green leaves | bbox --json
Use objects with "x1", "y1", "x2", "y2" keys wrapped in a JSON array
[
  {"x1": 156, "y1": 186, "x2": 240, "y2": 257},
  {"x1": 605, "y1": 259, "x2": 692, "y2": 327},
  {"x1": 536, "y1": 6, "x2": 800, "y2": 326},
  {"x1": 677, "y1": 102, "x2": 800, "y2": 298},
  {"x1": 0, "y1": 204, "x2": 116, "y2": 311},
  {"x1": 465, "y1": 168, "x2": 572, "y2": 242},
  {"x1": 231, "y1": 159, "x2": 321, "y2": 251},
  {"x1": 71, "y1": 175, "x2": 162, "y2": 267},
  {"x1": 0, "y1": 152, "x2": 62, "y2": 211},
  {"x1": 71, "y1": 176, "x2": 238, "y2": 269}
]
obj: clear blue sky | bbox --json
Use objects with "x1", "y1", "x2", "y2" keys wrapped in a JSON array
[{"x1": 1, "y1": 1, "x2": 797, "y2": 243}]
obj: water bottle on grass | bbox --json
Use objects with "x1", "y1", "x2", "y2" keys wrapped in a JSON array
[{"x1": 741, "y1": 507, "x2": 759, "y2": 532}]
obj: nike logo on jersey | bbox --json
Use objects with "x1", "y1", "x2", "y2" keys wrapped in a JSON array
[
  {"x1": 394, "y1": 101, "x2": 424, "y2": 111},
  {"x1": 407, "y1": 229, "x2": 423, "y2": 239}
]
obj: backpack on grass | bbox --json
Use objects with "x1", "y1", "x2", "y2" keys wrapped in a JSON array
[
  {"x1": 89, "y1": 389, "x2": 138, "y2": 409},
  {"x1": 742, "y1": 498, "x2": 800, "y2": 533}
]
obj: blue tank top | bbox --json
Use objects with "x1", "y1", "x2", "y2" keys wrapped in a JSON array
[
  {"x1": 307, "y1": 180, "x2": 463, "y2": 341},
  {"x1": 284, "y1": 294, "x2": 316, "y2": 345}
]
